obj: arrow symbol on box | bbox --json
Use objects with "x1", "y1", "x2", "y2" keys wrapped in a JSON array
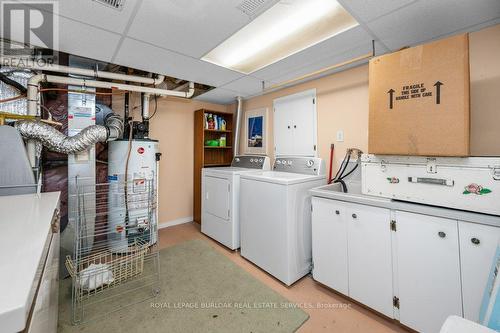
[
  {"x1": 387, "y1": 89, "x2": 395, "y2": 109},
  {"x1": 433, "y1": 81, "x2": 443, "y2": 104}
]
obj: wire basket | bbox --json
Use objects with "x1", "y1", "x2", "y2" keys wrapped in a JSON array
[{"x1": 69, "y1": 177, "x2": 160, "y2": 324}]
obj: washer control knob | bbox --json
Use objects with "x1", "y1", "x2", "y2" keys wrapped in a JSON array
[
  {"x1": 250, "y1": 158, "x2": 254, "y2": 162},
  {"x1": 276, "y1": 160, "x2": 281, "y2": 165},
  {"x1": 259, "y1": 158, "x2": 263, "y2": 163},
  {"x1": 235, "y1": 157, "x2": 240, "y2": 163},
  {"x1": 306, "y1": 160, "x2": 314, "y2": 167},
  {"x1": 287, "y1": 160, "x2": 293, "y2": 165}
]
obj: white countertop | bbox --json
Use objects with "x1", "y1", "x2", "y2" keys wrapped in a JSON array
[
  {"x1": 310, "y1": 183, "x2": 500, "y2": 228},
  {"x1": 0, "y1": 192, "x2": 60, "y2": 332}
]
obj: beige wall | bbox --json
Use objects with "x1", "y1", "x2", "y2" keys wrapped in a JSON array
[
  {"x1": 114, "y1": 94, "x2": 228, "y2": 224},
  {"x1": 239, "y1": 23, "x2": 500, "y2": 173},
  {"x1": 240, "y1": 65, "x2": 369, "y2": 171},
  {"x1": 470, "y1": 23, "x2": 500, "y2": 156},
  {"x1": 110, "y1": 23, "x2": 499, "y2": 223}
]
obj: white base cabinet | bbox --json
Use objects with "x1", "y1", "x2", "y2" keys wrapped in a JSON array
[
  {"x1": 347, "y1": 204, "x2": 393, "y2": 318},
  {"x1": 394, "y1": 211, "x2": 463, "y2": 333},
  {"x1": 311, "y1": 196, "x2": 500, "y2": 333},
  {"x1": 311, "y1": 198, "x2": 394, "y2": 318},
  {"x1": 311, "y1": 198, "x2": 349, "y2": 295},
  {"x1": 459, "y1": 222, "x2": 500, "y2": 322}
]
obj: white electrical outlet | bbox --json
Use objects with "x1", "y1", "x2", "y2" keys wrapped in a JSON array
[{"x1": 336, "y1": 130, "x2": 344, "y2": 142}]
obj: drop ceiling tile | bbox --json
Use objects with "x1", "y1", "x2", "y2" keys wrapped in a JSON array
[
  {"x1": 194, "y1": 87, "x2": 239, "y2": 104},
  {"x1": 12, "y1": 0, "x2": 139, "y2": 33},
  {"x1": 267, "y1": 43, "x2": 372, "y2": 87},
  {"x1": 220, "y1": 75, "x2": 267, "y2": 97},
  {"x1": 58, "y1": 17, "x2": 122, "y2": 62},
  {"x1": 127, "y1": 0, "x2": 277, "y2": 58},
  {"x1": 114, "y1": 38, "x2": 244, "y2": 86},
  {"x1": 367, "y1": 0, "x2": 500, "y2": 50},
  {"x1": 338, "y1": 0, "x2": 417, "y2": 23},
  {"x1": 252, "y1": 25, "x2": 373, "y2": 81}
]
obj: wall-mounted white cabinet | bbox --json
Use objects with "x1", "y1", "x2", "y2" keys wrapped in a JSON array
[
  {"x1": 394, "y1": 211, "x2": 463, "y2": 333},
  {"x1": 273, "y1": 89, "x2": 317, "y2": 157},
  {"x1": 311, "y1": 196, "x2": 500, "y2": 333}
]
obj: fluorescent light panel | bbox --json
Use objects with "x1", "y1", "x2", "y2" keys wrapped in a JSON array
[{"x1": 202, "y1": 0, "x2": 359, "y2": 74}]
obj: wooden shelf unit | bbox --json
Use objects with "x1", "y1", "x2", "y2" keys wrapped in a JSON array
[{"x1": 194, "y1": 109, "x2": 234, "y2": 224}]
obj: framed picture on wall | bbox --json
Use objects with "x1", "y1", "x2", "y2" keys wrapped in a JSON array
[{"x1": 244, "y1": 108, "x2": 268, "y2": 155}]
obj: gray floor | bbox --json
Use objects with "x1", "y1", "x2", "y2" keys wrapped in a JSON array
[{"x1": 58, "y1": 239, "x2": 308, "y2": 333}]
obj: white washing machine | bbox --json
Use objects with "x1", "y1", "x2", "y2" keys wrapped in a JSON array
[
  {"x1": 240, "y1": 156, "x2": 326, "y2": 286},
  {"x1": 201, "y1": 155, "x2": 270, "y2": 250}
]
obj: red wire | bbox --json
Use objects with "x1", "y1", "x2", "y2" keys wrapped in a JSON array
[{"x1": 328, "y1": 144, "x2": 334, "y2": 184}]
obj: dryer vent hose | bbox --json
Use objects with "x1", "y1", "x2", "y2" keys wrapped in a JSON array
[{"x1": 15, "y1": 113, "x2": 123, "y2": 154}]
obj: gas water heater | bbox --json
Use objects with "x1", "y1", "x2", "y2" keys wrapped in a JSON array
[{"x1": 107, "y1": 139, "x2": 159, "y2": 252}]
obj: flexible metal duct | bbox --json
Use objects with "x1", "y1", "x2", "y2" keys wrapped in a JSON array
[{"x1": 14, "y1": 113, "x2": 123, "y2": 154}]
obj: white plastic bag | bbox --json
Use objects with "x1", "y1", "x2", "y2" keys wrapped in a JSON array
[{"x1": 79, "y1": 263, "x2": 114, "y2": 290}]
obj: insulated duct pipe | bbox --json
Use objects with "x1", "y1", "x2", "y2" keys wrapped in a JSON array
[
  {"x1": 1, "y1": 57, "x2": 165, "y2": 85},
  {"x1": 234, "y1": 96, "x2": 243, "y2": 157},
  {"x1": 22, "y1": 72, "x2": 194, "y2": 166},
  {"x1": 15, "y1": 113, "x2": 123, "y2": 154}
]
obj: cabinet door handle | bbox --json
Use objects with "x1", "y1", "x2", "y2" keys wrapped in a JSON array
[
  {"x1": 294, "y1": 125, "x2": 297, "y2": 129},
  {"x1": 335, "y1": 210, "x2": 340, "y2": 215},
  {"x1": 438, "y1": 231, "x2": 446, "y2": 238},
  {"x1": 471, "y1": 237, "x2": 480, "y2": 245},
  {"x1": 287, "y1": 125, "x2": 291, "y2": 129},
  {"x1": 352, "y1": 213, "x2": 357, "y2": 219}
]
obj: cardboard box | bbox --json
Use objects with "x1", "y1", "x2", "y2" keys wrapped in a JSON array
[{"x1": 368, "y1": 34, "x2": 470, "y2": 156}]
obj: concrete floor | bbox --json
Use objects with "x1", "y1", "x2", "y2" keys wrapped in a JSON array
[{"x1": 159, "y1": 222, "x2": 410, "y2": 333}]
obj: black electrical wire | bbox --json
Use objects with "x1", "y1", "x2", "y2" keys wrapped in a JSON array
[
  {"x1": 335, "y1": 154, "x2": 351, "y2": 181},
  {"x1": 0, "y1": 72, "x2": 27, "y2": 93},
  {"x1": 148, "y1": 95, "x2": 158, "y2": 120},
  {"x1": 331, "y1": 151, "x2": 352, "y2": 192},
  {"x1": 337, "y1": 178, "x2": 348, "y2": 193},
  {"x1": 338, "y1": 163, "x2": 359, "y2": 182},
  {"x1": 332, "y1": 151, "x2": 348, "y2": 181},
  {"x1": 329, "y1": 151, "x2": 349, "y2": 184}
]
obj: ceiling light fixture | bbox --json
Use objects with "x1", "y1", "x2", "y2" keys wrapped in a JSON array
[{"x1": 202, "y1": 0, "x2": 359, "y2": 74}]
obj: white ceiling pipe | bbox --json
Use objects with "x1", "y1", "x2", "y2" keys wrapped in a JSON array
[
  {"x1": 142, "y1": 93, "x2": 150, "y2": 119},
  {"x1": 44, "y1": 75, "x2": 195, "y2": 98},
  {"x1": 234, "y1": 96, "x2": 243, "y2": 157},
  {"x1": 26, "y1": 74, "x2": 45, "y2": 168},
  {"x1": 0, "y1": 57, "x2": 165, "y2": 85},
  {"x1": 22, "y1": 74, "x2": 194, "y2": 167}
]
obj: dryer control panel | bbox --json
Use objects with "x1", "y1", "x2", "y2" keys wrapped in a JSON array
[
  {"x1": 231, "y1": 155, "x2": 271, "y2": 170},
  {"x1": 274, "y1": 157, "x2": 325, "y2": 175}
]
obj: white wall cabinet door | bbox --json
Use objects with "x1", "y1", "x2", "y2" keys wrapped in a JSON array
[
  {"x1": 459, "y1": 221, "x2": 500, "y2": 322},
  {"x1": 347, "y1": 203, "x2": 394, "y2": 318},
  {"x1": 273, "y1": 89, "x2": 317, "y2": 157},
  {"x1": 311, "y1": 197, "x2": 349, "y2": 295},
  {"x1": 395, "y1": 211, "x2": 462, "y2": 333},
  {"x1": 273, "y1": 101, "x2": 294, "y2": 156}
]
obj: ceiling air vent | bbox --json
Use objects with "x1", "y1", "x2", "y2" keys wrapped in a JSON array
[
  {"x1": 93, "y1": 0, "x2": 125, "y2": 10},
  {"x1": 237, "y1": 0, "x2": 273, "y2": 17}
]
